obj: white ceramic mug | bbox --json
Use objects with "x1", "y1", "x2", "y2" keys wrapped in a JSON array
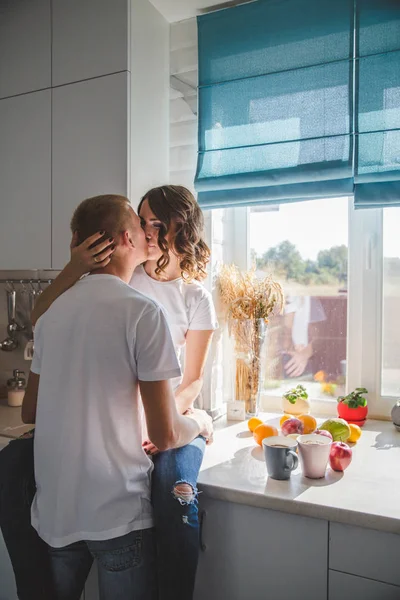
[{"x1": 297, "y1": 433, "x2": 332, "y2": 479}]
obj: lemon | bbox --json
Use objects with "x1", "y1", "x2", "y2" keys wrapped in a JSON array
[{"x1": 348, "y1": 423, "x2": 362, "y2": 443}]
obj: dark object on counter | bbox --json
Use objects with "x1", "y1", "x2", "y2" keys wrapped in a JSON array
[
  {"x1": 391, "y1": 400, "x2": 400, "y2": 432},
  {"x1": 0, "y1": 435, "x2": 54, "y2": 599}
]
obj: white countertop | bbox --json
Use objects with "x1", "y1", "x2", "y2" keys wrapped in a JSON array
[
  {"x1": 0, "y1": 398, "x2": 32, "y2": 439},
  {"x1": 199, "y1": 413, "x2": 400, "y2": 534}
]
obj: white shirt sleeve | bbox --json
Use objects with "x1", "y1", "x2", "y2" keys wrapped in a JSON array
[
  {"x1": 31, "y1": 318, "x2": 43, "y2": 375},
  {"x1": 189, "y1": 290, "x2": 218, "y2": 331},
  {"x1": 134, "y1": 305, "x2": 182, "y2": 382}
]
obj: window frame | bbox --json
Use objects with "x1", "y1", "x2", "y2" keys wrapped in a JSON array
[{"x1": 212, "y1": 197, "x2": 394, "y2": 420}]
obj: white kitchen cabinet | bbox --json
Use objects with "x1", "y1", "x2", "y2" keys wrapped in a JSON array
[
  {"x1": 51, "y1": 72, "x2": 129, "y2": 268},
  {"x1": 329, "y1": 570, "x2": 400, "y2": 600},
  {"x1": 0, "y1": 90, "x2": 51, "y2": 269},
  {"x1": 194, "y1": 496, "x2": 328, "y2": 600},
  {"x1": 329, "y1": 522, "x2": 400, "y2": 587},
  {"x1": 0, "y1": 0, "x2": 51, "y2": 99},
  {"x1": 52, "y1": 0, "x2": 128, "y2": 87}
]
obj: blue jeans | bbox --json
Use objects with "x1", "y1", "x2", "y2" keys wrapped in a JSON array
[
  {"x1": 0, "y1": 435, "x2": 205, "y2": 600},
  {"x1": 152, "y1": 435, "x2": 206, "y2": 600},
  {"x1": 49, "y1": 528, "x2": 157, "y2": 600}
]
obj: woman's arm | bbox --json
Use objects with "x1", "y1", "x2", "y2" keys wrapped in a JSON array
[
  {"x1": 31, "y1": 232, "x2": 114, "y2": 325},
  {"x1": 142, "y1": 329, "x2": 214, "y2": 455},
  {"x1": 175, "y1": 329, "x2": 214, "y2": 415}
]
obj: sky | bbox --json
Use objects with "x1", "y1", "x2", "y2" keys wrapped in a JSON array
[
  {"x1": 249, "y1": 197, "x2": 400, "y2": 260},
  {"x1": 249, "y1": 197, "x2": 349, "y2": 261}
]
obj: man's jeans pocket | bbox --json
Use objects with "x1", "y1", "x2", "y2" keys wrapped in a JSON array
[{"x1": 87, "y1": 530, "x2": 143, "y2": 572}]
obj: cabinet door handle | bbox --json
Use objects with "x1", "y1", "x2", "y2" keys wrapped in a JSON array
[{"x1": 199, "y1": 510, "x2": 207, "y2": 551}]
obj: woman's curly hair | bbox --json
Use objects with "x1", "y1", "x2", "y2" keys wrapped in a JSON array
[{"x1": 138, "y1": 185, "x2": 210, "y2": 282}]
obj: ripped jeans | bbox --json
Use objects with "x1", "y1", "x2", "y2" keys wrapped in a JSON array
[{"x1": 152, "y1": 435, "x2": 206, "y2": 600}]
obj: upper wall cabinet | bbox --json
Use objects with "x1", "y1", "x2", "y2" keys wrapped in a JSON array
[
  {"x1": 52, "y1": 0, "x2": 128, "y2": 87},
  {"x1": 0, "y1": 0, "x2": 51, "y2": 99},
  {"x1": 52, "y1": 72, "x2": 129, "y2": 269},
  {"x1": 0, "y1": 90, "x2": 51, "y2": 269}
]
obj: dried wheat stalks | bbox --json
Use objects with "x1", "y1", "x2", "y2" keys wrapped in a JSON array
[
  {"x1": 218, "y1": 264, "x2": 285, "y2": 322},
  {"x1": 218, "y1": 265, "x2": 285, "y2": 413}
]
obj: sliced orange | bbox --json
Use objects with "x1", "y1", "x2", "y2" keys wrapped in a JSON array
[
  {"x1": 298, "y1": 414, "x2": 317, "y2": 434},
  {"x1": 248, "y1": 417, "x2": 263, "y2": 433},
  {"x1": 253, "y1": 423, "x2": 279, "y2": 446}
]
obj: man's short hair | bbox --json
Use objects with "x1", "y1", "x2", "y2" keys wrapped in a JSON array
[{"x1": 70, "y1": 194, "x2": 132, "y2": 245}]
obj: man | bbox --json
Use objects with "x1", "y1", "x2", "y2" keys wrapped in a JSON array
[{"x1": 22, "y1": 194, "x2": 212, "y2": 600}]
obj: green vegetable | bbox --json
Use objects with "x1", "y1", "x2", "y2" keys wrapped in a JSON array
[
  {"x1": 338, "y1": 387, "x2": 368, "y2": 409},
  {"x1": 319, "y1": 418, "x2": 351, "y2": 442},
  {"x1": 283, "y1": 384, "x2": 309, "y2": 405}
]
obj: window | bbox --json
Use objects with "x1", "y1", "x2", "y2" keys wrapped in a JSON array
[
  {"x1": 211, "y1": 197, "x2": 400, "y2": 419},
  {"x1": 249, "y1": 198, "x2": 348, "y2": 404},
  {"x1": 382, "y1": 208, "x2": 400, "y2": 397}
]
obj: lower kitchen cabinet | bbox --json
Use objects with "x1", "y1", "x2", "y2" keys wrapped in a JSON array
[
  {"x1": 0, "y1": 530, "x2": 17, "y2": 600},
  {"x1": 329, "y1": 570, "x2": 400, "y2": 600},
  {"x1": 329, "y1": 522, "x2": 400, "y2": 587},
  {"x1": 194, "y1": 496, "x2": 328, "y2": 600}
]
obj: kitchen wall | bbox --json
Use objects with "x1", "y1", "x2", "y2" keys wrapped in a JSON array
[
  {"x1": 130, "y1": 0, "x2": 170, "y2": 206},
  {"x1": 169, "y1": 19, "x2": 235, "y2": 413},
  {"x1": 170, "y1": 18, "x2": 198, "y2": 192}
]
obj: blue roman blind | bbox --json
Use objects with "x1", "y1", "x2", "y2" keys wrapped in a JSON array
[
  {"x1": 195, "y1": 0, "x2": 400, "y2": 210},
  {"x1": 354, "y1": 0, "x2": 400, "y2": 208},
  {"x1": 195, "y1": 0, "x2": 354, "y2": 209}
]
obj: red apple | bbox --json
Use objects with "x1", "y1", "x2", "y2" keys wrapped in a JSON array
[
  {"x1": 315, "y1": 429, "x2": 333, "y2": 441},
  {"x1": 281, "y1": 417, "x2": 304, "y2": 436},
  {"x1": 329, "y1": 442, "x2": 352, "y2": 472}
]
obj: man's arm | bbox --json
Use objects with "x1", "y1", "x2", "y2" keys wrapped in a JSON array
[
  {"x1": 21, "y1": 372, "x2": 40, "y2": 424},
  {"x1": 139, "y1": 379, "x2": 211, "y2": 451}
]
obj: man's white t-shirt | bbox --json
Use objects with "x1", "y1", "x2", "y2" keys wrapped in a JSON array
[
  {"x1": 130, "y1": 266, "x2": 218, "y2": 391},
  {"x1": 31, "y1": 274, "x2": 181, "y2": 548}
]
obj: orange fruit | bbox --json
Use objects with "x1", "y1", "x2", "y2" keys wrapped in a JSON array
[
  {"x1": 348, "y1": 423, "x2": 362, "y2": 443},
  {"x1": 298, "y1": 414, "x2": 317, "y2": 434},
  {"x1": 253, "y1": 423, "x2": 279, "y2": 446},
  {"x1": 280, "y1": 414, "x2": 294, "y2": 427},
  {"x1": 314, "y1": 370, "x2": 325, "y2": 383},
  {"x1": 248, "y1": 417, "x2": 263, "y2": 433}
]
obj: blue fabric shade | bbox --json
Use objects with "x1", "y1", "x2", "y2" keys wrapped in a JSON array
[
  {"x1": 355, "y1": 2, "x2": 400, "y2": 208},
  {"x1": 195, "y1": 0, "x2": 400, "y2": 210}
]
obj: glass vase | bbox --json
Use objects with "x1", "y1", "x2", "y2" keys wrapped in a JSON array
[{"x1": 230, "y1": 318, "x2": 268, "y2": 417}]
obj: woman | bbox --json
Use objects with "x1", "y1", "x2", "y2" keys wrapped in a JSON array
[{"x1": 31, "y1": 185, "x2": 218, "y2": 599}]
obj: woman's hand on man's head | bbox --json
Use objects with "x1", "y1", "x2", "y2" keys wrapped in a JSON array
[{"x1": 69, "y1": 231, "x2": 115, "y2": 276}]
